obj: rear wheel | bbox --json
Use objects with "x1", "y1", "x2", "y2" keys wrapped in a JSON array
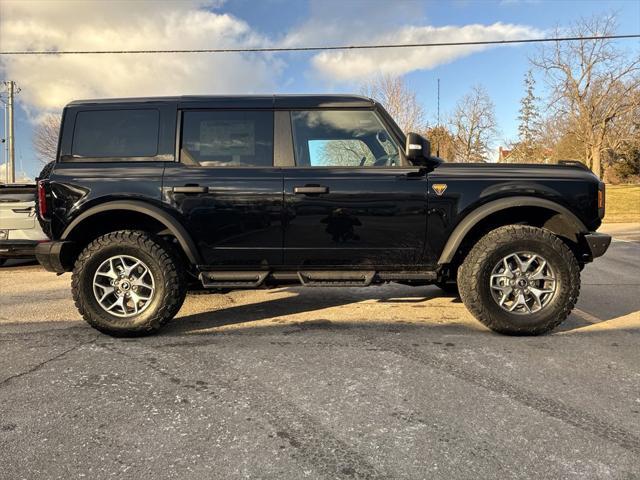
[
  {"x1": 72, "y1": 230, "x2": 187, "y2": 336},
  {"x1": 458, "y1": 225, "x2": 580, "y2": 335}
]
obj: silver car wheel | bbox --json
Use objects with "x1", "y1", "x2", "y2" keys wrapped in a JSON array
[
  {"x1": 489, "y1": 252, "x2": 557, "y2": 315},
  {"x1": 92, "y1": 255, "x2": 155, "y2": 318}
]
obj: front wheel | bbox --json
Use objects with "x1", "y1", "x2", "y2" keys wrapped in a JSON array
[
  {"x1": 72, "y1": 230, "x2": 187, "y2": 336},
  {"x1": 458, "y1": 225, "x2": 580, "y2": 335}
]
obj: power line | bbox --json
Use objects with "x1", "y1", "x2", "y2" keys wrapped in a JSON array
[{"x1": 1, "y1": 34, "x2": 638, "y2": 55}]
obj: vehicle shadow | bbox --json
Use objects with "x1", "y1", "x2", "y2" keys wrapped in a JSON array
[
  {"x1": 162, "y1": 285, "x2": 639, "y2": 338},
  {"x1": 162, "y1": 285, "x2": 470, "y2": 337}
]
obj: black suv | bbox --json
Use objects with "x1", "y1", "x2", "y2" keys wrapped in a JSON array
[{"x1": 35, "y1": 95, "x2": 610, "y2": 336}]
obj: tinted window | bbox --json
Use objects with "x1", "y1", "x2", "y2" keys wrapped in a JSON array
[
  {"x1": 181, "y1": 111, "x2": 273, "y2": 167},
  {"x1": 291, "y1": 110, "x2": 401, "y2": 167},
  {"x1": 72, "y1": 109, "x2": 159, "y2": 158}
]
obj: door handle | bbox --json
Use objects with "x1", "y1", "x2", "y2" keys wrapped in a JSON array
[
  {"x1": 172, "y1": 185, "x2": 208, "y2": 194},
  {"x1": 294, "y1": 186, "x2": 329, "y2": 195},
  {"x1": 12, "y1": 207, "x2": 35, "y2": 214}
]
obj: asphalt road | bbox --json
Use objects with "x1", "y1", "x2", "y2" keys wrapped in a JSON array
[{"x1": 0, "y1": 237, "x2": 639, "y2": 479}]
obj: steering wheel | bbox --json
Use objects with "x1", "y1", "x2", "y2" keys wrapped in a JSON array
[
  {"x1": 373, "y1": 154, "x2": 397, "y2": 167},
  {"x1": 359, "y1": 156, "x2": 367, "y2": 167}
]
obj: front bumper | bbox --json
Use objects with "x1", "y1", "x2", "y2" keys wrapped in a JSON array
[
  {"x1": 0, "y1": 239, "x2": 41, "y2": 259},
  {"x1": 583, "y1": 232, "x2": 611, "y2": 259},
  {"x1": 35, "y1": 241, "x2": 76, "y2": 273}
]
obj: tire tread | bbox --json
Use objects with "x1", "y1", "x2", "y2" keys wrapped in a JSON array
[
  {"x1": 71, "y1": 230, "x2": 186, "y2": 336},
  {"x1": 458, "y1": 225, "x2": 580, "y2": 335}
]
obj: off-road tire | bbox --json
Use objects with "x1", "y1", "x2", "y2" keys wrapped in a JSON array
[
  {"x1": 458, "y1": 225, "x2": 580, "y2": 335},
  {"x1": 72, "y1": 230, "x2": 187, "y2": 336},
  {"x1": 35, "y1": 161, "x2": 55, "y2": 239}
]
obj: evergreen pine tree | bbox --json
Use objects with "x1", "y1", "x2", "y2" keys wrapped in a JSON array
[{"x1": 516, "y1": 70, "x2": 542, "y2": 162}]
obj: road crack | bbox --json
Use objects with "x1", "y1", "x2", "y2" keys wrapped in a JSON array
[{"x1": 0, "y1": 336, "x2": 97, "y2": 388}]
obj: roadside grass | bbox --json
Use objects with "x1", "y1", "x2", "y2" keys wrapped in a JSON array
[{"x1": 604, "y1": 184, "x2": 640, "y2": 223}]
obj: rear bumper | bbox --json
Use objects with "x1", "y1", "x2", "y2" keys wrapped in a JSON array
[
  {"x1": 583, "y1": 232, "x2": 611, "y2": 259},
  {"x1": 0, "y1": 240, "x2": 40, "y2": 259},
  {"x1": 35, "y1": 240, "x2": 76, "y2": 273}
]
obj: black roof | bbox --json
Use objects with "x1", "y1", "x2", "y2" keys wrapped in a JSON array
[{"x1": 67, "y1": 94, "x2": 376, "y2": 109}]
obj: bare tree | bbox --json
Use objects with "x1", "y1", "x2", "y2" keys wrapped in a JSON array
[
  {"x1": 33, "y1": 114, "x2": 61, "y2": 164},
  {"x1": 360, "y1": 75, "x2": 426, "y2": 133},
  {"x1": 532, "y1": 15, "x2": 640, "y2": 178},
  {"x1": 449, "y1": 85, "x2": 498, "y2": 162}
]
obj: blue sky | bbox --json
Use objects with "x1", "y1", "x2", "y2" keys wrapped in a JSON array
[{"x1": 1, "y1": 0, "x2": 639, "y2": 179}]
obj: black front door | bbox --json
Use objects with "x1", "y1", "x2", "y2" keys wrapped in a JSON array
[
  {"x1": 282, "y1": 109, "x2": 428, "y2": 267},
  {"x1": 163, "y1": 109, "x2": 283, "y2": 266}
]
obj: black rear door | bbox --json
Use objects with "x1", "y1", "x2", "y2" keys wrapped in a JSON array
[{"x1": 163, "y1": 108, "x2": 283, "y2": 267}]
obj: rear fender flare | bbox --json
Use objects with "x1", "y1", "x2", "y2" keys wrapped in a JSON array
[{"x1": 61, "y1": 200, "x2": 202, "y2": 264}]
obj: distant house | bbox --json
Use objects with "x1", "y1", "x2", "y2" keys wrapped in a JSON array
[
  {"x1": 498, "y1": 147, "x2": 513, "y2": 162},
  {"x1": 498, "y1": 145, "x2": 554, "y2": 164}
]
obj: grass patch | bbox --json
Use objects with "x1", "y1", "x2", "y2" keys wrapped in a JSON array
[{"x1": 604, "y1": 184, "x2": 640, "y2": 223}]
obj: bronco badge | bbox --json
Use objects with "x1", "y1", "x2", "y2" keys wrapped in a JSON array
[{"x1": 432, "y1": 184, "x2": 447, "y2": 196}]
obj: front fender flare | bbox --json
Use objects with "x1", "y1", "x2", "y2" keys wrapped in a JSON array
[
  {"x1": 61, "y1": 200, "x2": 202, "y2": 264},
  {"x1": 437, "y1": 196, "x2": 588, "y2": 265}
]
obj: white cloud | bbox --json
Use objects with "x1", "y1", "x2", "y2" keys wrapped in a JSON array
[
  {"x1": 304, "y1": 22, "x2": 542, "y2": 82},
  {"x1": 0, "y1": 0, "x2": 541, "y2": 120},
  {"x1": 0, "y1": 0, "x2": 284, "y2": 119},
  {"x1": 0, "y1": 162, "x2": 32, "y2": 183}
]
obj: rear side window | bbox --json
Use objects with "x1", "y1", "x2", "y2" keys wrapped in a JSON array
[
  {"x1": 72, "y1": 109, "x2": 159, "y2": 158},
  {"x1": 180, "y1": 110, "x2": 273, "y2": 167}
]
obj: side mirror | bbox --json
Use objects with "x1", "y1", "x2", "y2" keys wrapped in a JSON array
[{"x1": 405, "y1": 132, "x2": 432, "y2": 166}]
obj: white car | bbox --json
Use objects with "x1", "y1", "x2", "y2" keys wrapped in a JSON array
[{"x1": 0, "y1": 183, "x2": 49, "y2": 265}]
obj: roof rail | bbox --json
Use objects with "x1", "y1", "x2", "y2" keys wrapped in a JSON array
[{"x1": 558, "y1": 160, "x2": 590, "y2": 171}]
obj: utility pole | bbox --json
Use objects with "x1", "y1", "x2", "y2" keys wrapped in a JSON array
[
  {"x1": 6, "y1": 81, "x2": 15, "y2": 184},
  {"x1": 2, "y1": 102, "x2": 6, "y2": 183},
  {"x1": 436, "y1": 78, "x2": 440, "y2": 157}
]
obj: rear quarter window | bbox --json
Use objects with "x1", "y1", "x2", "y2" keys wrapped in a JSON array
[{"x1": 71, "y1": 109, "x2": 160, "y2": 158}]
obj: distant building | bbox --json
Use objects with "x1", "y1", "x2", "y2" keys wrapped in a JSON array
[
  {"x1": 498, "y1": 145, "x2": 554, "y2": 164},
  {"x1": 498, "y1": 147, "x2": 513, "y2": 163}
]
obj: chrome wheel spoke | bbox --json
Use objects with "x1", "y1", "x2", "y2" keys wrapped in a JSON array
[
  {"x1": 93, "y1": 255, "x2": 155, "y2": 318},
  {"x1": 502, "y1": 257, "x2": 516, "y2": 278},
  {"x1": 96, "y1": 285, "x2": 115, "y2": 303},
  {"x1": 490, "y1": 251, "x2": 557, "y2": 315},
  {"x1": 123, "y1": 259, "x2": 141, "y2": 276},
  {"x1": 106, "y1": 295, "x2": 125, "y2": 313}
]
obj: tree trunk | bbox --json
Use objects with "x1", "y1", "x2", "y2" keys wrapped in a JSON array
[{"x1": 591, "y1": 146, "x2": 602, "y2": 179}]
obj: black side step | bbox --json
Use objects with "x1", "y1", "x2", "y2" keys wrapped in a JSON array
[
  {"x1": 199, "y1": 271, "x2": 268, "y2": 288},
  {"x1": 298, "y1": 270, "x2": 375, "y2": 287},
  {"x1": 377, "y1": 271, "x2": 437, "y2": 281}
]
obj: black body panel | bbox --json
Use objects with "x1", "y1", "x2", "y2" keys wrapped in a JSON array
[
  {"x1": 39, "y1": 95, "x2": 608, "y2": 276},
  {"x1": 425, "y1": 163, "x2": 602, "y2": 265},
  {"x1": 163, "y1": 164, "x2": 283, "y2": 266},
  {"x1": 282, "y1": 167, "x2": 428, "y2": 267},
  {"x1": 47, "y1": 162, "x2": 166, "y2": 240}
]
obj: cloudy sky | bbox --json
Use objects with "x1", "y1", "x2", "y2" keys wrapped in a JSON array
[{"x1": 1, "y1": 0, "x2": 639, "y2": 178}]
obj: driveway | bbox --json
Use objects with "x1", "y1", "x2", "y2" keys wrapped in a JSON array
[{"x1": 0, "y1": 239, "x2": 638, "y2": 479}]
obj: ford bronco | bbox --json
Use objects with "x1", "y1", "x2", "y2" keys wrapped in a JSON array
[{"x1": 35, "y1": 95, "x2": 611, "y2": 336}]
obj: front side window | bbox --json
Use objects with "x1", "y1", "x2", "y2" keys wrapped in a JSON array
[
  {"x1": 291, "y1": 110, "x2": 401, "y2": 167},
  {"x1": 180, "y1": 110, "x2": 273, "y2": 167},
  {"x1": 72, "y1": 109, "x2": 159, "y2": 158}
]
